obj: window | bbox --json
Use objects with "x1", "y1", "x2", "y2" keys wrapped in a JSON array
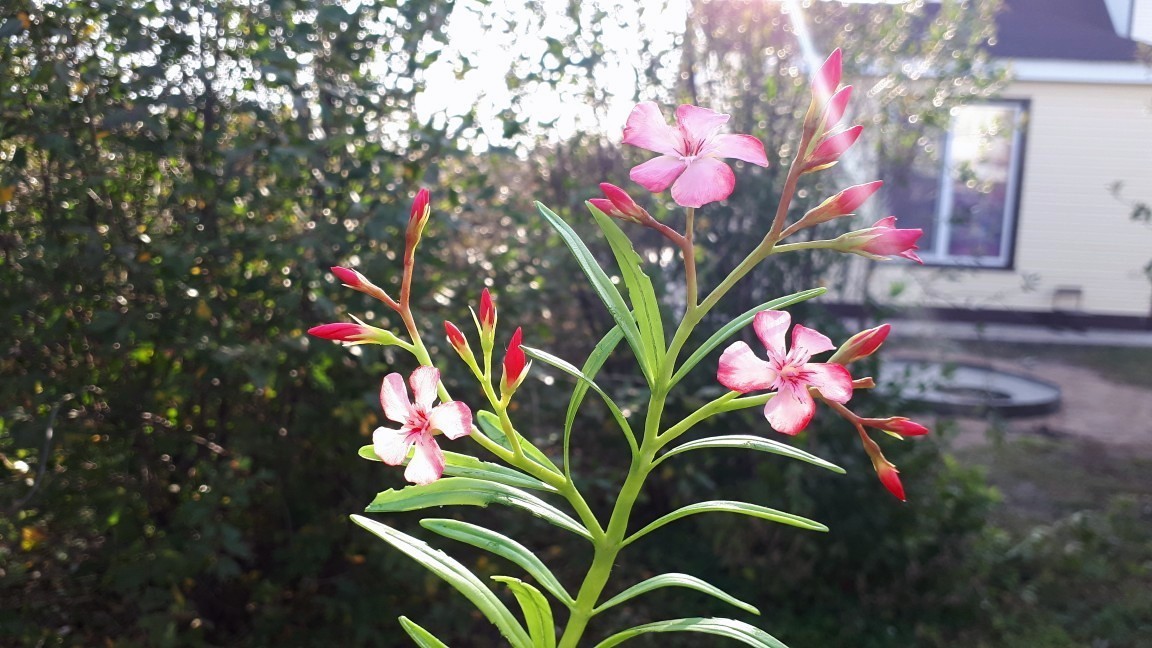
[{"x1": 886, "y1": 101, "x2": 1028, "y2": 268}]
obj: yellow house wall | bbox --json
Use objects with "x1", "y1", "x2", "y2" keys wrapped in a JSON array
[{"x1": 845, "y1": 79, "x2": 1152, "y2": 318}]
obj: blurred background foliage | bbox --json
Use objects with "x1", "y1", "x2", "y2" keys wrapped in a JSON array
[{"x1": 2, "y1": 0, "x2": 1148, "y2": 646}]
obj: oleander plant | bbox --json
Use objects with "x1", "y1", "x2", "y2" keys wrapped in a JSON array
[{"x1": 308, "y1": 49, "x2": 930, "y2": 648}]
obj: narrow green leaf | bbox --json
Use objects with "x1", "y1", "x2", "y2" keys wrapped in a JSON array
[
  {"x1": 349, "y1": 516, "x2": 531, "y2": 648},
  {"x1": 536, "y1": 201, "x2": 654, "y2": 383},
  {"x1": 670, "y1": 288, "x2": 826, "y2": 387},
  {"x1": 475, "y1": 410, "x2": 562, "y2": 475},
  {"x1": 654, "y1": 435, "x2": 845, "y2": 474},
  {"x1": 366, "y1": 477, "x2": 592, "y2": 541},
  {"x1": 522, "y1": 345, "x2": 636, "y2": 454},
  {"x1": 594, "y1": 617, "x2": 790, "y2": 648},
  {"x1": 492, "y1": 576, "x2": 557, "y2": 648},
  {"x1": 589, "y1": 205, "x2": 665, "y2": 372},
  {"x1": 359, "y1": 445, "x2": 558, "y2": 492},
  {"x1": 564, "y1": 326, "x2": 624, "y2": 473},
  {"x1": 398, "y1": 616, "x2": 451, "y2": 648},
  {"x1": 624, "y1": 500, "x2": 827, "y2": 547},
  {"x1": 421, "y1": 518, "x2": 574, "y2": 606},
  {"x1": 594, "y1": 573, "x2": 759, "y2": 616}
]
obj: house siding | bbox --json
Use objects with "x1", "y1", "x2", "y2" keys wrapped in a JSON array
[{"x1": 840, "y1": 80, "x2": 1152, "y2": 319}]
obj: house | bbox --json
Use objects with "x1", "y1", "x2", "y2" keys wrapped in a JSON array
[{"x1": 843, "y1": 0, "x2": 1152, "y2": 327}]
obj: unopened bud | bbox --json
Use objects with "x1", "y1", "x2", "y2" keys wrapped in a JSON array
[
  {"x1": 500, "y1": 327, "x2": 529, "y2": 398},
  {"x1": 830, "y1": 324, "x2": 891, "y2": 364},
  {"x1": 797, "y1": 180, "x2": 882, "y2": 229},
  {"x1": 803, "y1": 125, "x2": 864, "y2": 173}
]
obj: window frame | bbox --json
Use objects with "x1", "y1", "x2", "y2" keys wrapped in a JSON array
[{"x1": 918, "y1": 99, "x2": 1030, "y2": 270}]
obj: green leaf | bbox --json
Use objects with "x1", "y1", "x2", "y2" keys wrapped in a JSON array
[
  {"x1": 624, "y1": 500, "x2": 827, "y2": 547},
  {"x1": 398, "y1": 616, "x2": 450, "y2": 648},
  {"x1": 349, "y1": 516, "x2": 531, "y2": 648},
  {"x1": 358, "y1": 445, "x2": 558, "y2": 492},
  {"x1": 475, "y1": 410, "x2": 562, "y2": 475},
  {"x1": 670, "y1": 288, "x2": 826, "y2": 387},
  {"x1": 588, "y1": 204, "x2": 664, "y2": 374},
  {"x1": 564, "y1": 326, "x2": 624, "y2": 473},
  {"x1": 536, "y1": 202, "x2": 654, "y2": 384},
  {"x1": 522, "y1": 345, "x2": 636, "y2": 454},
  {"x1": 421, "y1": 518, "x2": 574, "y2": 606},
  {"x1": 492, "y1": 576, "x2": 557, "y2": 648},
  {"x1": 594, "y1": 573, "x2": 759, "y2": 616},
  {"x1": 366, "y1": 477, "x2": 592, "y2": 541},
  {"x1": 593, "y1": 617, "x2": 790, "y2": 648},
  {"x1": 654, "y1": 435, "x2": 845, "y2": 474}
]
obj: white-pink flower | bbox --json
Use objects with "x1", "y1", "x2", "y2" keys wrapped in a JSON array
[
  {"x1": 623, "y1": 102, "x2": 768, "y2": 208},
  {"x1": 717, "y1": 311, "x2": 853, "y2": 436},
  {"x1": 373, "y1": 366, "x2": 472, "y2": 485}
]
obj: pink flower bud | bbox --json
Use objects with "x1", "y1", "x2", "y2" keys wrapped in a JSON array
[
  {"x1": 500, "y1": 327, "x2": 528, "y2": 396},
  {"x1": 877, "y1": 461, "x2": 906, "y2": 502},
  {"x1": 866, "y1": 416, "x2": 930, "y2": 438},
  {"x1": 800, "y1": 181, "x2": 883, "y2": 227},
  {"x1": 405, "y1": 188, "x2": 432, "y2": 253},
  {"x1": 838, "y1": 216, "x2": 924, "y2": 264},
  {"x1": 479, "y1": 288, "x2": 496, "y2": 333},
  {"x1": 444, "y1": 320, "x2": 468, "y2": 351},
  {"x1": 812, "y1": 48, "x2": 842, "y2": 102},
  {"x1": 591, "y1": 183, "x2": 652, "y2": 224},
  {"x1": 409, "y1": 188, "x2": 431, "y2": 226},
  {"x1": 331, "y1": 266, "x2": 366, "y2": 288},
  {"x1": 830, "y1": 324, "x2": 891, "y2": 364},
  {"x1": 820, "y1": 86, "x2": 853, "y2": 135},
  {"x1": 804, "y1": 125, "x2": 864, "y2": 172},
  {"x1": 308, "y1": 323, "x2": 368, "y2": 342}
]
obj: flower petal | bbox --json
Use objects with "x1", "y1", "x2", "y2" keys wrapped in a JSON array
[
  {"x1": 373, "y1": 426, "x2": 413, "y2": 466},
  {"x1": 791, "y1": 324, "x2": 835, "y2": 357},
  {"x1": 409, "y1": 366, "x2": 440, "y2": 410},
  {"x1": 803, "y1": 362, "x2": 854, "y2": 403},
  {"x1": 622, "y1": 101, "x2": 682, "y2": 156},
  {"x1": 762, "y1": 382, "x2": 816, "y2": 435},
  {"x1": 670, "y1": 157, "x2": 735, "y2": 208},
  {"x1": 710, "y1": 134, "x2": 769, "y2": 167},
  {"x1": 752, "y1": 310, "x2": 790, "y2": 359},
  {"x1": 380, "y1": 373, "x2": 413, "y2": 424},
  {"x1": 630, "y1": 155, "x2": 686, "y2": 193},
  {"x1": 675, "y1": 104, "x2": 730, "y2": 146},
  {"x1": 429, "y1": 401, "x2": 472, "y2": 440},
  {"x1": 405, "y1": 433, "x2": 446, "y2": 485},
  {"x1": 717, "y1": 341, "x2": 777, "y2": 393}
]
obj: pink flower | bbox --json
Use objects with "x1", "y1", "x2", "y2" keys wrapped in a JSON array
[
  {"x1": 373, "y1": 366, "x2": 472, "y2": 485},
  {"x1": 838, "y1": 216, "x2": 924, "y2": 263},
  {"x1": 717, "y1": 311, "x2": 854, "y2": 435},
  {"x1": 590, "y1": 183, "x2": 652, "y2": 224},
  {"x1": 623, "y1": 102, "x2": 768, "y2": 208},
  {"x1": 829, "y1": 324, "x2": 891, "y2": 364}
]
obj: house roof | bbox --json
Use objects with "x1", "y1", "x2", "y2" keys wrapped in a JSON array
[{"x1": 987, "y1": 0, "x2": 1143, "y2": 62}]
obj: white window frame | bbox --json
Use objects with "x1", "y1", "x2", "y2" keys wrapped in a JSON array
[{"x1": 920, "y1": 101, "x2": 1027, "y2": 269}]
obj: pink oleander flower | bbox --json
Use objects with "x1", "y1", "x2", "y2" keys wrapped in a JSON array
[
  {"x1": 800, "y1": 180, "x2": 883, "y2": 226},
  {"x1": 623, "y1": 101, "x2": 768, "y2": 208},
  {"x1": 829, "y1": 324, "x2": 891, "y2": 364},
  {"x1": 374, "y1": 366, "x2": 472, "y2": 485},
  {"x1": 717, "y1": 310, "x2": 854, "y2": 435},
  {"x1": 838, "y1": 216, "x2": 924, "y2": 263},
  {"x1": 590, "y1": 183, "x2": 652, "y2": 224},
  {"x1": 500, "y1": 327, "x2": 528, "y2": 397}
]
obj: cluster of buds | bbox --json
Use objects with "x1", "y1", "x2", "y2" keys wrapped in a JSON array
[{"x1": 445, "y1": 288, "x2": 530, "y2": 403}]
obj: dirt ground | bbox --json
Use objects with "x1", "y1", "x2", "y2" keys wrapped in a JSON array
[{"x1": 887, "y1": 344, "x2": 1152, "y2": 455}]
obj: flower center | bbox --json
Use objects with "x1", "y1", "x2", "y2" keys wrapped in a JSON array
[{"x1": 406, "y1": 404, "x2": 431, "y2": 432}]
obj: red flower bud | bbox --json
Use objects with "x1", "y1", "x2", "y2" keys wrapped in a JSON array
[
  {"x1": 331, "y1": 266, "x2": 366, "y2": 288},
  {"x1": 444, "y1": 320, "x2": 467, "y2": 350},
  {"x1": 308, "y1": 323, "x2": 373, "y2": 343},
  {"x1": 479, "y1": 288, "x2": 496, "y2": 333},
  {"x1": 866, "y1": 416, "x2": 930, "y2": 438},
  {"x1": 799, "y1": 180, "x2": 883, "y2": 228},
  {"x1": 877, "y1": 462, "x2": 906, "y2": 502},
  {"x1": 591, "y1": 183, "x2": 652, "y2": 224},
  {"x1": 500, "y1": 327, "x2": 528, "y2": 396},
  {"x1": 830, "y1": 324, "x2": 891, "y2": 364},
  {"x1": 405, "y1": 188, "x2": 432, "y2": 251}
]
